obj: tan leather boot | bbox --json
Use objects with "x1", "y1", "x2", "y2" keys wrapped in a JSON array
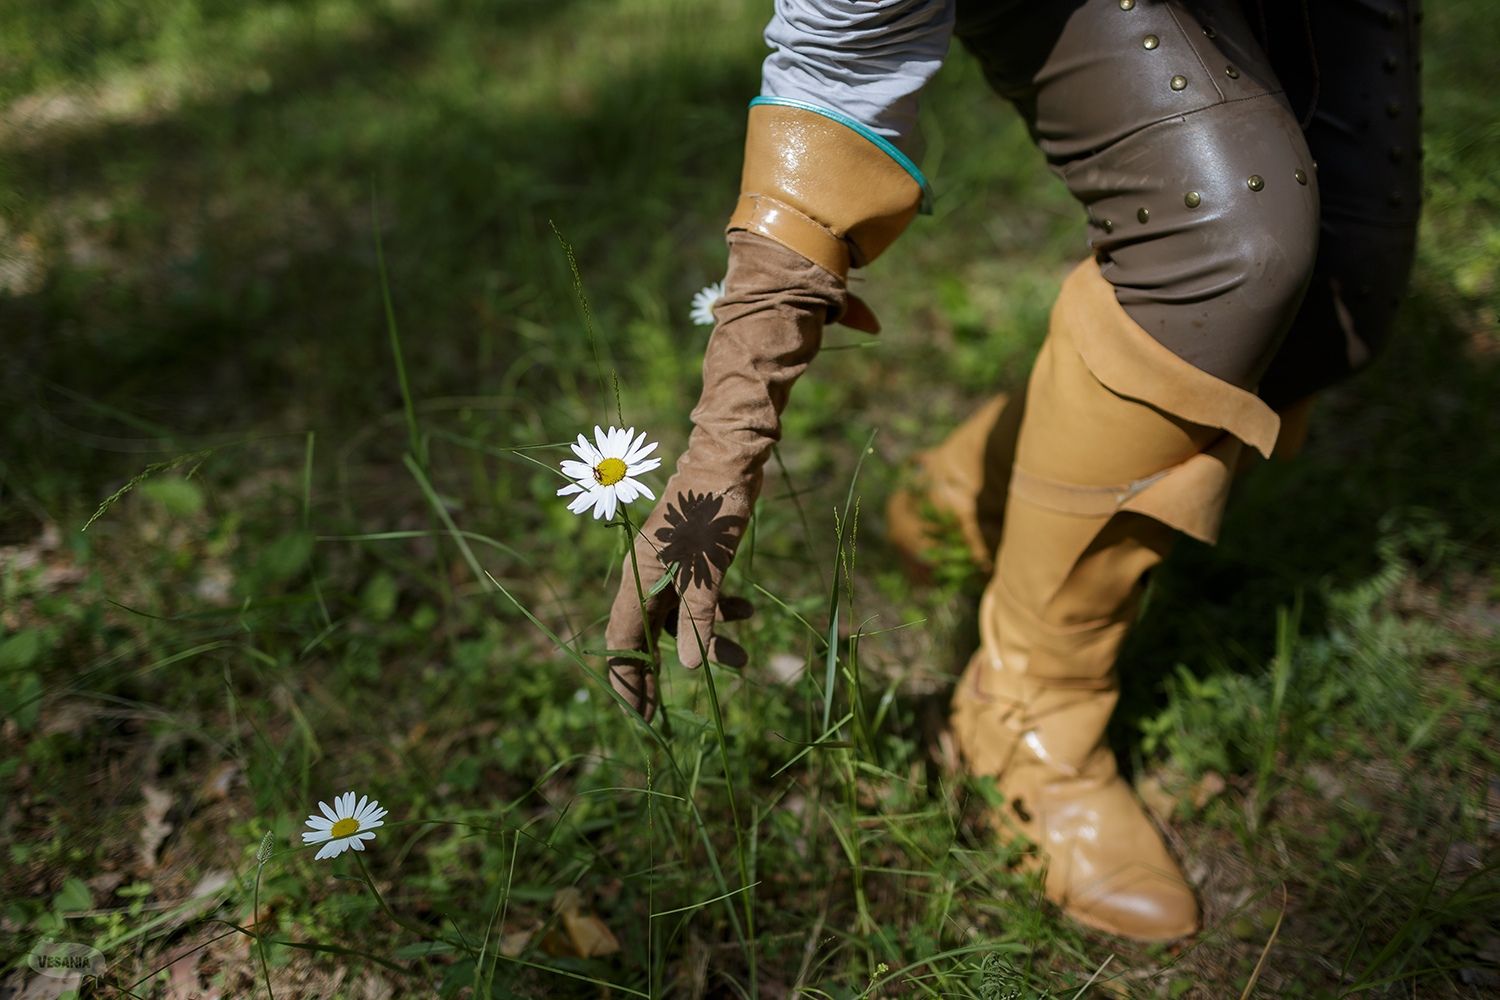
[
  {"x1": 885, "y1": 389, "x2": 1025, "y2": 577},
  {"x1": 952, "y1": 258, "x2": 1280, "y2": 941},
  {"x1": 889, "y1": 383, "x2": 1312, "y2": 577}
]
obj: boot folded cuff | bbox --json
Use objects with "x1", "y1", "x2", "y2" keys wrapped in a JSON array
[{"x1": 1062, "y1": 259, "x2": 1281, "y2": 459}]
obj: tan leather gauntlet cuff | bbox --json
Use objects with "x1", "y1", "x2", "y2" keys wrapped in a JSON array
[{"x1": 727, "y1": 99, "x2": 929, "y2": 279}]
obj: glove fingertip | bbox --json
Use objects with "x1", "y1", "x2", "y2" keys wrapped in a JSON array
[
  {"x1": 608, "y1": 658, "x2": 658, "y2": 721},
  {"x1": 675, "y1": 602, "x2": 714, "y2": 669},
  {"x1": 677, "y1": 642, "x2": 704, "y2": 670}
]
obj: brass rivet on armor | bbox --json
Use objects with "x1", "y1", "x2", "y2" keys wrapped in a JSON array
[
  {"x1": 1170, "y1": 74, "x2": 1187, "y2": 91},
  {"x1": 1203, "y1": 25, "x2": 1217, "y2": 39},
  {"x1": 1295, "y1": 168, "x2": 1307, "y2": 185},
  {"x1": 1137, "y1": 207, "x2": 1150, "y2": 223},
  {"x1": 1225, "y1": 64, "x2": 1240, "y2": 79},
  {"x1": 1247, "y1": 174, "x2": 1265, "y2": 191},
  {"x1": 1101, "y1": 218, "x2": 1115, "y2": 233},
  {"x1": 1143, "y1": 34, "x2": 1159, "y2": 50},
  {"x1": 1184, "y1": 191, "x2": 1202, "y2": 208},
  {"x1": 1119, "y1": 0, "x2": 1135, "y2": 9}
]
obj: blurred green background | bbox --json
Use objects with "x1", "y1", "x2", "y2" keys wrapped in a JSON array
[{"x1": 1, "y1": 1, "x2": 1497, "y2": 997}]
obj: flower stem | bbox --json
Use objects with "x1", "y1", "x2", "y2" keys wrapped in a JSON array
[{"x1": 619, "y1": 506, "x2": 671, "y2": 739}]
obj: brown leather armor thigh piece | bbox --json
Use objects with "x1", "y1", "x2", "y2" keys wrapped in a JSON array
[
  {"x1": 1252, "y1": 0, "x2": 1423, "y2": 407},
  {"x1": 955, "y1": 0, "x2": 1422, "y2": 396}
]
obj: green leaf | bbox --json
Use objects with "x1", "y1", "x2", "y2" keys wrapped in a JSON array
[
  {"x1": 394, "y1": 941, "x2": 456, "y2": 959},
  {"x1": 0, "y1": 630, "x2": 43, "y2": 670},
  {"x1": 361, "y1": 571, "x2": 399, "y2": 622},
  {"x1": 253, "y1": 532, "x2": 314, "y2": 586},
  {"x1": 139, "y1": 475, "x2": 205, "y2": 517},
  {"x1": 52, "y1": 877, "x2": 92, "y2": 915},
  {"x1": 7, "y1": 672, "x2": 42, "y2": 731}
]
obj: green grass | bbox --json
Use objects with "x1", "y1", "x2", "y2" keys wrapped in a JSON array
[{"x1": 2, "y1": 0, "x2": 1498, "y2": 997}]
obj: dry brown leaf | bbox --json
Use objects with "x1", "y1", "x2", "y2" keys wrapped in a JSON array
[
  {"x1": 1192, "y1": 770, "x2": 1227, "y2": 809},
  {"x1": 1137, "y1": 774, "x2": 1176, "y2": 821},
  {"x1": 160, "y1": 933, "x2": 220, "y2": 1000},
  {"x1": 499, "y1": 926, "x2": 536, "y2": 958},
  {"x1": 551, "y1": 887, "x2": 621, "y2": 959},
  {"x1": 139, "y1": 784, "x2": 174, "y2": 871},
  {"x1": 197, "y1": 761, "x2": 239, "y2": 802}
]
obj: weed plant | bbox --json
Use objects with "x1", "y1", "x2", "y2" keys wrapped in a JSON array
[{"x1": 1, "y1": 1, "x2": 1497, "y2": 997}]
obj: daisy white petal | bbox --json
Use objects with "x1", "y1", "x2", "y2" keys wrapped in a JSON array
[
  {"x1": 301, "y1": 790, "x2": 386, "y2": 862},
  {"x1": 690, "y1": 280, "x2": 725, "y2": 326},
  {"x1": 558, "y1": 426, "x2": 663, "y2": 520},
  {"x1": 625, "y1": 436, "x2": 658, "y2": 464},
  {"x1": 572, "y1": 436, "x2": 598, "y2": 464}
]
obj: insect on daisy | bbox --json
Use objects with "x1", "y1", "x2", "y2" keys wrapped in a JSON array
[
  {"x1": 689, "y1": 280, "x2": 725, "y2": 327},
  {"x1": 558, "y1": 426, "x2": 662, "y2": 521},
  {"x1": 301, "y1": 791, "x2": 387, "y2": 861}
]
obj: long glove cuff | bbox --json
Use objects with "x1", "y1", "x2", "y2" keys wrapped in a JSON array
[
  {"x1": 727, "y1": 99, "x2": 929, "y2": 279},
  {"x1": 682, "y1": 231, "x2": 841, "y2": 479}
]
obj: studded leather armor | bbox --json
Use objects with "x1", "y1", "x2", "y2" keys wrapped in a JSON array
[{"x1": 761, "y1": 0, "x2": 1423, "y2": 399}]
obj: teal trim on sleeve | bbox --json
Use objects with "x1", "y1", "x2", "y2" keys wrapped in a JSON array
[{"x1": 749, "y1": 96, "x2": 934, "y2": 215}]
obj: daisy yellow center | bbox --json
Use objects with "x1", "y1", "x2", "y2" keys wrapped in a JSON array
[
  {"x1": 330, "y1": 818, "x2": 360, "y2": 838},
  {"x1": 593, "y1": 457, "x2": 627, "y2": 486}
]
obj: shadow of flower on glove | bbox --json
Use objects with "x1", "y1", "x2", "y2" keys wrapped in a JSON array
[{"x1": 654, "y1": 489, "x2": 745, "y2": 591}]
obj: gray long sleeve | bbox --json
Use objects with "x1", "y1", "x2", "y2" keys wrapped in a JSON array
[{"x1": 760, "y1": 0, "x2": 955, "y2": 157}]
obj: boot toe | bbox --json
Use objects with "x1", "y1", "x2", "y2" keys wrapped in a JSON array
[{"x1": 1066, "y1": 865, "x2": 1200, "y2": 941}]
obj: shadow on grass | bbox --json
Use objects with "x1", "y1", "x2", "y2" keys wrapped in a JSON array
[
  {"x1": 1, "y1": 0, "x2": 758, "y2": 522},
  {"x1": 1124, "y1": 273, "x2": 1500, "y2": 709}
]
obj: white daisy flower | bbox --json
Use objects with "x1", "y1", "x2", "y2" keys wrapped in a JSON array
[
  {"x1": 301, "y1": 791, "x2": 387, "y2": 861},
  {"x1": 557, "y1": 425, "x2": 662, "y2": 521},
  {"x1": 689, "y1": 280, "x2": 724, "y2": 327}
]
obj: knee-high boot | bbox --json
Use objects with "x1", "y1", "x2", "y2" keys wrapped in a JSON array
[
  {"x1": 886, "y1": 389, "x2": 1025, "y2": 576},
  {"x1": 951, "y1": 258, "x2": 1281, "y2": 941}
]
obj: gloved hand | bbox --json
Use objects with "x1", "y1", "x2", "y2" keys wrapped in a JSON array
[
  {"x1": 604, "y1": 231, "x2": 845, "y2": 718},
  {"x1": 602, "y1": 99, "x2": 929, "y2": 718}
]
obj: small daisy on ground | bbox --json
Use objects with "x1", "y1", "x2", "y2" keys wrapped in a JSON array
[
  {"x1": 301, "y1": 791, "x2": 387, "y2": 860},
  {"x1": 558, "y1": 426, "x2": 661, "y2": 521},
  {"x1": 689, "y1": 280, "x2": 724, "y2": 327}
]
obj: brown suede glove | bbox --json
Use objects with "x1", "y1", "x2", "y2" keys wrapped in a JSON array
[{"x1": 604, "y1": 231, "x2": 846, "y2": 718}]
